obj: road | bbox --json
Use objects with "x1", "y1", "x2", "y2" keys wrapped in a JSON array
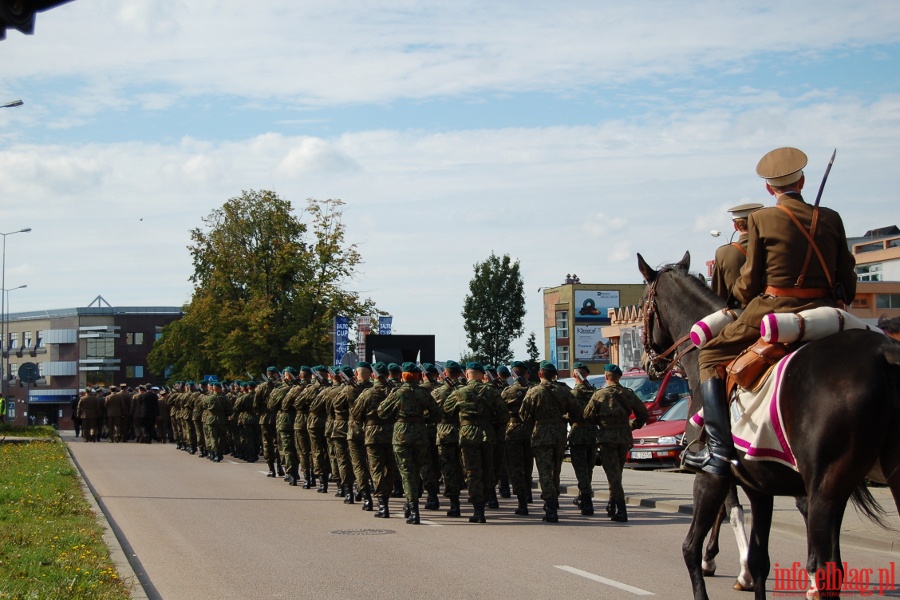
[{"x1": 66, "y1": 437, "x2": 900, "y2": 600}]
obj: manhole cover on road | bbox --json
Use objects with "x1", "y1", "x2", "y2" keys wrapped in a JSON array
[{"x1": 330, "y1": 528, "x2": 396, "y2": 536}]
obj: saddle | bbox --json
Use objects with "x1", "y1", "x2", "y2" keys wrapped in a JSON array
[{"x1": 723, "y1": 339, "x2": 794, "y2": 400}]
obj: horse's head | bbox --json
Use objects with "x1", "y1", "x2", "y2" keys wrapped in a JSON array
[{"x1": 637, "y1": 251, "x2": 692, "y2": 379}]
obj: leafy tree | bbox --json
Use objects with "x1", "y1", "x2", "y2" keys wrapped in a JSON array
[
  {"x1": 525, "y1": 331, "x2": 540, "y2": 363},
  {"x1": 148, "y1": 191, "x2": 377, "y2": 381},
  {"x1": 461, "y1": 252, "x2": 525, "y2": 366}
]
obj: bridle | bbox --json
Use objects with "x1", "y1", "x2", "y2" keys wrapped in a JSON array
[{"x1": 641, "y1": 268, "x2": 695, "y2": 378}]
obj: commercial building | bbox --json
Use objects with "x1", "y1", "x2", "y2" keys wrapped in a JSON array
[{"x1": 2, "y1": 301, "x2": 182, "y2": 427}]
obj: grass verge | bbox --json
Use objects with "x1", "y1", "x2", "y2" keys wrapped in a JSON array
[
  {"x1": 0, "y1": 425, "x2": 57, "y2": 439},
  {"x1": 0, "y1": 435, "x2": 130, "y2": 599}
]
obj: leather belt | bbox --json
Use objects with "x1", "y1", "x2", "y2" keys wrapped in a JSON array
[
  {"x1": 764, "y1": 285, "x2": 830, "y2": 299},
  {"x1": 397, "y1": 417, "x2": 423, "y2": 423}
]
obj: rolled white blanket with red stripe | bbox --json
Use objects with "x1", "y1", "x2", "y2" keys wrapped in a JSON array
[
  {"x1": 759, "y1": 307, "x2": 878, "y2": 344},
  {"x1": 690, "y1": 308, "x2": 744, "y2": 348}
]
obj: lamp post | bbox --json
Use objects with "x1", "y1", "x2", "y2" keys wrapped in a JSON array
[
  {"x1": 1, "y1": 99, "x2": 24, "y2": 108},
  {"x1": 2, "y1": 228, "x2": 32, "y2": 402}
]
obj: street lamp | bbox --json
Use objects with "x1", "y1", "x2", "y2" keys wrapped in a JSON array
[
  {"x1": 1, "y1": 100, "x2": 24, "y2": 108},
  {"x1": 1, "y1": 228, "x2": 32, "y2": 402}
]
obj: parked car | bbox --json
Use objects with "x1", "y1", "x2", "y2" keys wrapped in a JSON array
[
  {"x1": 626, "y1": 397, "x2": 690, "y2": 469},
  {"x1": 618, "y1": 367, "x2": 691, "y2": 424}
]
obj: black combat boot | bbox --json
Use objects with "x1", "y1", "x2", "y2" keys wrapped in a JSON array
[
  {"x1": 572, "y1": 495, "x2": 583, "y2": 509},
  {"x1": 344, "y1": 487, "x2": 355, "y2": 504},
  {"x1": 606, "y1": 500, "x2": 616, "y2": 518},
  {"x1": 374, "y1": 497, "x2": 390, "y2": 518},
  {"x1": 499, "y1": 476, "x2": 511, "y2": 499},
  {"x1": 266, "y1": 462, "x2": 276, "y2": 478},
  {"x1": 189, "y1": 446, "x2": 197, "y2": 455},
  {"x1": 580, "y1": 494, "x2": 594, "y2": 516},
  {"x1": 406, "y1": 502, "x2": 420, "y2": 525},
  {"x1": 468, "y1": 501, "x2": 486, "y2": 523},
  {"x1": 316, "y1": 476, "x2": 328, "y2": 494},
  {"x1": 526, "y1": 489, "x2": 533, "y2": 504},
  {"x1": 424, "y1": 484, "x2": 440, "y2": 510},
  {"x1": 543, "y1": 498, "x2": 559, "y2": 523},
  {"x1": 334, "y1": 479, "x2": 344, "y2": 497},
  {"x1": 515, "y1": 494, "x2": 529, "y2": 516},
  {"x1": 403, "y1": 502, "x2": 412, "y2": 519},
  {"x1": 446, "y1": 495, "x2": 461, "y2": 518},
  {"x1": 355, "y1": 484, "x2": 363, "y2": 502},
  {"x1": 682, "y1": 377, "x2": 735, "y2": 477},
  {"x1": 487, "y1": 487, "x2": 500, "y2": 509},
  {"x1": 288, "y1": 468, "x2": 299, "y2": 486},
  {"x1": 302, "y1": 469, "x2": 313, "y2": 489},
  {"x1": 361, "y1": 490, "x2": 373, "y2": 511},
  {"x1": 276, "y1": 461, "x2": 285, "y2": 477},
  {"x1": 391, "y1": 480, "x2": 404, "y2": 498},
  {"x1": 611, "y1": 499, "x2": 628, "y2": 522}
]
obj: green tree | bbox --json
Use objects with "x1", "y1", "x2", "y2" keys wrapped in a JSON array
[
  {"x1": 461, "y1": 252, "x2": 525, "y2": 366},
  {"x1": 148, "y1": 191, "x2": 377, "y2": 381}
]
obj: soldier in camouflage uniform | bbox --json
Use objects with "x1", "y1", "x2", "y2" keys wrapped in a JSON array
[
  {"x1": 357, "y1": 362, "x2": 396, "y2": 517},
  {"x1": 192, "y1": 382, "x2": 209, "y2": 457},
  {"x1": 328, "y1": 365, "x2": 358, "y2": 502},
  {"x1": 255, "y1": 367, "x2": 281, "y2": 477},
  {"x1": 377, "y1": 363, "x2": 442, "y2": 524},
  {"x1": 419, "y1": 363, "x2": 443, "y2": 511},
  {"x1": 204, "y1": 381, "x2": 233, "y2": 462},
  {"x1": 443, "y1": 362, "x2": 507, "y2": 523},
  {"x1": 584, "y1": 363, "x2": 649, "y2": 522},
  {"x1": 431, "y1": 360, "x2": 465, "y2": 517},
  {"x1": 235, "y1": 381, "x2": 258, "y2": 461},
  {"x1": 386, "y1": 363, "x2": 406, "y2": 499},
  {"x1": 346, "y1": 362, "x2": 374, "y2": 510},
  {"x1": 305, "y1": 366, "x2": 334, "y2": 493},
  {"x1": 568, "y1": 362, "x2": 599, "y2": 516},
  {"x1": 273, "y1": 368, "x2": 299, "y2": 485},
  {"x1": 519, "y1": 361, "x2": 581, "y2": 523},
  {"x1": 502, "y1": 361, "x2": 535, "y2": 515},
  {"x1": 291, "y1": 368, "x2": 315, "y2": 487}
]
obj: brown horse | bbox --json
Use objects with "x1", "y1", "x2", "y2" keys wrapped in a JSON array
[{"x1": 637, "y1": 252, "x2": 900, "y2": 599}]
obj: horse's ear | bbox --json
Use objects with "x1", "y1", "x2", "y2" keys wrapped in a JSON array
[
  {"x1": 637, "y1": 253, "x2": 658, "y2": 283},
  {"x1": 676, "y1": 251, "x2": 691, "y2": 272}
]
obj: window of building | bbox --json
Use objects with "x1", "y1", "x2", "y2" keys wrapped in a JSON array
[
  {"x1": 9, "y1": 332, "x2": 18, "y2": 349},
  {"x1": 38, "y1": 362, "x2": 45, "y2": 377},
  {"x1": 125, "y1": 365, "x2": 144, "y2": 378},
  {"x1": 8, "y1": 362, "x2": 16, "y2": 380},
  {"x1": 558, "y1": 345, "x2": 570, "y2": 371},
  {"x1": 855, "y1": 241, "x2": 884, "y2": 254},
  {"x1": 555, "y1": 311, "x2": 569, "y2": 338},
  {"x1": 36, "y1": 331, "x2": 44, "y2": 348},
  {"x1": 23, "y1": 331, "x2": 32, "y2": 347},
  {"x1": 856, "y1": 263, "x2": 882, "y2": 282},
  {"x1": 876, "y1": 294, "x2": 900, "y2": 309},
  {"x1": 86, "y1": 338, "x2": 115, "y2": 358},
  {"x1": 126, "y1": 332, "x2": 145, "y2": 345}
]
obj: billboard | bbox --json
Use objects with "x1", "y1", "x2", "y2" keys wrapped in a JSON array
[
  {"x1": 378, "y1": 316, "x2": 393, "y2": 335},
  {"x1": 574, "y1": 325, "x2": 610, "y2": 363},
  {"x1": 334, "y1": 316, "x2": 350, "y2": 364},
  {"x1": 573, "y1": 290, "x2": 619, "y2": 323}
]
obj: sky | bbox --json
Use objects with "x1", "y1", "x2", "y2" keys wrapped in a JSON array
[{"x1": 2, "y1": 0, "x2": 899, "y2": 362}]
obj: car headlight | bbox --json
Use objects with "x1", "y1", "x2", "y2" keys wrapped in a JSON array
[{"x1": 657, "y1": 436, "x2": 678, "y2": 445}]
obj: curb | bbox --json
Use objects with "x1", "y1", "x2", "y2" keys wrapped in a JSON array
[{"x1": 63, "y1": 440, "x2": 151, "y2": 600}]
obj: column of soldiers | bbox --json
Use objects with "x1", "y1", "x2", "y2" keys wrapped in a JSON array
[
  {"x1": 154, "y1": 357, "x2": 647, "y2": 526},
  {"x1": 75, "y1": 384, "x2": 172, "y2": 444}
]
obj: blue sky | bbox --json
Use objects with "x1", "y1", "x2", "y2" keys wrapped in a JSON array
[{"x1": 2, "y1": 1, "x2": 899, "y2": 362}]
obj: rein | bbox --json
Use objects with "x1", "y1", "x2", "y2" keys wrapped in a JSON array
[{"x1": 642, "y1": 270, "x2": 695, "y2": 376}]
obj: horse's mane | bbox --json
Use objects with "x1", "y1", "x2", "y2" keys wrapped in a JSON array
[{"x1": 657, "y1": 263, "x2": 722, "y2": 304}]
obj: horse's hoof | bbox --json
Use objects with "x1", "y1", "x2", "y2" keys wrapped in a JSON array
[
  {"x1": 732, "y1": 580, "x2": 754, "y2": 591},
  {"x1": 702, "y1": 568, "x2": 716, "y2": 577},
  {"x1": 701, "y1": 559, "x2": 716, "y2": 577}
]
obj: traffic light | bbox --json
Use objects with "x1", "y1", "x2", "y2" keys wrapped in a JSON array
[{"x1": 0, "y1": 0, "x2": 73, "y2": 40}]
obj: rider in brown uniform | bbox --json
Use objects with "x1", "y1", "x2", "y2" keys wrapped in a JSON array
[
  {"x1": 711, "y1": 203, "x2": 764, "y2": 302},
  {"x1": 686, "y1": 147, "x2": 857, "y2": 476}
]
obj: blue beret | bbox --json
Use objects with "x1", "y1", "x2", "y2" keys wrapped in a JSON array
[
  {"x1": 466, "y1": 362, "x2": 485, "y2": 372},
  {"x1": 604, "y1": 363, "x2": 623, "y2": 376}
]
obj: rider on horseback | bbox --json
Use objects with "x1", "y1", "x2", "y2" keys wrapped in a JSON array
[{"x1": 683, "y1": 147, "x2": 858, "y2": 476}]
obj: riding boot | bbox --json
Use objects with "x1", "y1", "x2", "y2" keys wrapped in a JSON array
[
  {"x1": 266, "y1": 461, "x2": 276, "y2": 478},
  {"x1": 446, "y1": 495, "x2": 461, "y2": 517},
  {"x1": 682, "y1": 377, "x2": 735, "y2": 477},
  {"x1": 344, "y1": 487, "x2": 355, "y2": 504},
  {"x1": 406, "y1": 502, "x2": 420, "y2": 525},
  {"x1": 302, "y1": 470, "x2": 313, "y2": 489},
  {"x1": 468, "y1": 501, "x2": 486, "y2": 523},
  {"x1": 487, "y1": 487, "x2": 500, "y2": 509},
  {"x1": 514, "y1": 494, "x2": 529, "y2": 516},
  {"x1": 580, "y1": 494, "x2": 594, "y2": 516},
  {"x1": 424, "y1": 484, "x2": 440, "y2": 510},
  {"x1": 499, "y1": 476, "x2": 511, "y2": 499},
  {"x1": 611, "y1": 499, "x2": 628, "y2": 522},
  {"x1": 543, "y1": 498, "x2": 559, "y2": 523},
  {"x1": 316, "y1": 476, "x2": 328, "y2": 494},
  {"x1": 374, "y1": 496, "x2": 389, "y2": 518},
  {"x1": 361, "y1": 490, "x2": 373, "y2": 511}
]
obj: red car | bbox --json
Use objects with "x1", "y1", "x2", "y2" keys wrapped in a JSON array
[
  {"x1": 618, "y1": 368, "x2": 691, "y2": 424},
  {"x1": 626, "y1": 397, "x2": 690, "y2": 469}
]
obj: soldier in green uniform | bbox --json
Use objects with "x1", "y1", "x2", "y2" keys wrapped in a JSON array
[
  {"x1": 386, "y1": 363, "x2": 406, "y2": 499},
  {"x1": 204, "y1": 381, "x2": 233, "y2": 462},
  {"x1": 502, "y1": 361, "x2": 535, "y2": 514},
  {"x1": 443, "y1": 362, "x2": 507, "y2": 523},
  {"x1": 482, "y1": 365, "x2": 507, "y2": 508},
  {"x1": 274, "y1": 367, "x2": 299, "y2": 485},
  {"x1": 346, "y1": 362, "x2": 374, "y2": 510},
  {"x1": 431, "y1": 360, "x2": 465, "y2": 517},
  {"x1": 290, "y1": 367, "x2": 314, "y2": 487},
  {"x1": 192, "y1": 381, "x2": 209, "y2": 457},
  {"x1": 689, "y1": 147, "x2": 857, "y2": 477},
  {"x1": 710, "y1": 203, "x2": 764, "y2": 302},
  {"x1": 255, "y1": 367, "x2": 281, "y2": 477},
  {"x1": 306, "y1": 366, "x2": 334, "y2": 493},
  {"x1": 377, "y1": 363, "x2": 442, "y2": 524},
  {"x1": 584, "y1": 363, "x2": 649, "y2": 522},
  {"x1": 329, "y1": 365, "x2": 359, "y2": 502},
  {"x1": 357, "y1": 362, "x2": 397, "y2": 517},
  {"x1": 568, "y1": 362, "x2": 599, "y2": 516},
  {"x1": 234, "y1": 381, "x2": 257, "y2": 461},
  {"x1": 419, "y1": 363, "x2": 443, "y2": 511},
  {"x1": 519, "y1": 361, "x2": 580, "y2": 523}
]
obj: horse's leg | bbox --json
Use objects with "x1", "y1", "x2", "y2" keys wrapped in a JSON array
[
  {"x1": 744, "y1": 488, "x2": 774, "y2": 600},
  {"x1": 701, "y1": 503, "x2": 726, "y2": 577},
  {"x1": 684, "y1": 472, "x2": 731, "y2": 600},
  {"x1": 805, "y1": 494, "x2": 849, "y2": 599},
  {"x1": 726, "y1": 483, "x2": 753, "y2": 591}
]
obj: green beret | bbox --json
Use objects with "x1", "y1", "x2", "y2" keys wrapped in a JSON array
[
  {"x1": 266, "y1": 366, "x2": 278, "y2": 373},
  {"x1": 372, "y1": 361, "x2": 389, "y2": 375},
  {"x1": 604, "y1": 363, "x2": 623, "y2": 376},
  {"x1": 388, "y1": 363, "x2": 402, "y2": 373},
  {"x1": 300, "y1": 366, "x2": 313, "y2": 374},
  {"x1": 497, "y1": 366, "x2": 511, "y2": 377},
  {"x1": 466, "y1": 362, "x2": 485, "y2": 373},
  {"x1": 211, "y1": 380, "x2": 223, "y2": 388},
  {"x1": 313, "y1": 365, "x2": 328, "y2": 373},
  {"x1": 572, "y1": 362, "x2": 588, "y2": 371},
  {"x1": 283, "y1": 366, "x2": 297, "y2": 375},
  {"x1": 484, "y1": 365, "x2": 497, "y2": 374},
  {"x1": 248, "y1": 381, "x2": 257, "y2": 388},
  {"x1": 422, "y1": 363, "x2": 438, "y2": 374},
  {"x1": 401, "y1": 362, "x2": 420, "y2": 373},
  {"x1": 539, "y1": 360, "x2": 557, "y2": 373},
  {"x1": 356, "y1": 361, "x2": 372, "y2": 371},
  {"x1": 444, "y1": 360, "x2": 462, "y2": 372},
  {"x1": 510, "y1": 360, "x2": 525, "y2": 369},
  {"x1": 340, "y1": 365, "x2": 354, "y2": 377}
]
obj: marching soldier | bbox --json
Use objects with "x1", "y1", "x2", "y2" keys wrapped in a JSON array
[
  {"x1": 305, "y1": 366, "x2": 334, "y2": 493},
  {"x1": 568, "y1": 362, "x2": 599, "y2": 515},
  {"x1": 502, "y1": 361, "x2": 535, "y2": 515},
  {"x1": 204, "y1": 381, "x2": 233, "y2": 462},
  {"x1": 357, "y1": 362, "x2": 397, "y2": 517},
  {"x1": 329, "y1": 365, "x2": 359, "y2": 502},
  {"x1": 192, "y1": 382, "x2": 209, "y2": 455},
  {"x1": 77, "y1": 388, "x2": 101, "y2": 442},
  {"x1": 105, "y1": 384, "x2": 126, "y2": 443},
  {"x1": 291, "y1": 368, "x2": 315, "y2": 487},
  {"x1": 345, "y1": 362, "x2": 374, "y2": 510},
  {"x1": 273, "y1": 368, "x2": 299, "y2": 484},
  {"x1": 431, "y1": 360, "x2": 465, "y2": 517},
  {"x1": 255, "y1": 367, "x2": 281, "y2": 477}
]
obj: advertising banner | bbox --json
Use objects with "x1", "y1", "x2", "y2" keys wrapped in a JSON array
[
  {"x1": 334, "y1": 316, "x2": 350, "y2": 364},
  {"x1": 549, "y1": 327, "x2": 557, "y2": 366},
  {"x1": 357, "y1": 317, "x2": 371, "y2": 361},
  {"x1": 378, "y1": 316, "x2": 393, "y2": 335},
  {"x1": 574, "y1": 325, "x2": 611, "y2": 363},
  {"x1": 573, "y1": 290, "x2": 619, "y2": 323}
]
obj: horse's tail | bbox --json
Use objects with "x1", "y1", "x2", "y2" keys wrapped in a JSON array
[{"x1": 850, "y1": 485, "x2": 893, "y2": 530}]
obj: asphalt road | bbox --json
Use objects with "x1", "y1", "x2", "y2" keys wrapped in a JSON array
[{"x1": 66, "y1": 438, "x2": 900, "y2": 600}]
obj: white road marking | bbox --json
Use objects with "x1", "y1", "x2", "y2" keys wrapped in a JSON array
[{"x1": 554, "y1": 565, "x2": 655, "y2": 596}]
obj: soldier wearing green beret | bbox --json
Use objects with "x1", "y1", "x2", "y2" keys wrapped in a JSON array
[
  {"x1": 192, "y1": 382, "x2": 210, "y2": 457},
  {"x1": 357, "y1": 361, "x2": 398, "y2": 517},
  {"x1": 234, "y1": 381, "x2": 258, "y2": 461},
  {"x1": 502, "y1": 360, "x2": 535, "y2": 515},
  {"x1": 329, "y1": 365, "x2": 362, "y2": 503},
  {"x1": 346, "y1": 362, "x2": 375, "y2": 509},
  {"x1": 204, "y1": 381, "x2": 233, "y2": 462},
  {"x1": 432, "y1": 360, "x2": 465, "y2": 517},
  {"x1": 419, "y1": 363, "x2": 442, "y2": 511},
  {"x1": 377, "y1": 363, "x2": 443, "y2": 524},
  {"x1": 274, "y1": 368, "x2": 300, "y2": 485},
  {"x1": 304, "y1": 366, "x2": 335, "y2": 493},
  {"x1": 568, "y1": 362, "x2": 599, "y2": 515},
  {"x1": 290, "y1": 367, "x2": 314, "y2": 486}
]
